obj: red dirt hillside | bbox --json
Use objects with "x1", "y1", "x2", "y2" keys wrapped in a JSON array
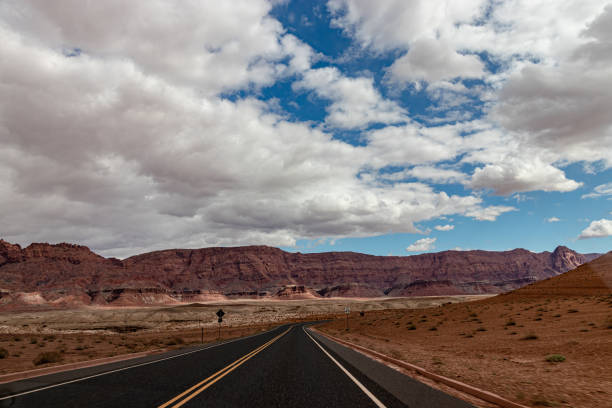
[{"x1": 495, "y1": 250, "x2": 612, "y2": 298}]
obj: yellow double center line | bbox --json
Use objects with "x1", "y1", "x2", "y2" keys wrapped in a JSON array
[{"x1": 158, "y1": 327, "x2": 292, "y2": 408}]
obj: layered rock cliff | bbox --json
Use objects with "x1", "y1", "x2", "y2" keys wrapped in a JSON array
[{"x1": 0, "y1": 239, "x2": 598, "y2": 309}]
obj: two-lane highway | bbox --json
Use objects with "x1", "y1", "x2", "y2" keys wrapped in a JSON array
[{"x1": 0, "y1": 323, "x2": 473, "y2": 407}]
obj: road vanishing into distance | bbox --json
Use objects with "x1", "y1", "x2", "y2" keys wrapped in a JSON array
[{"x1": 0, "y1": 323, "x2": 473, "y2": 408}]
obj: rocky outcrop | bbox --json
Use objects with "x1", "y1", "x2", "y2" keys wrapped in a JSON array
[{"x1": 0, "y1": 239, "x2": 600, "y2": 309}]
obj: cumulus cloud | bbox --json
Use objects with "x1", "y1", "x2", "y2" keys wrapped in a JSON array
[
  {"x1": 464, "y1": 206, "x2": 517, "y2": 222},
  {"x1": 1, "y1": 0, "x2": 607, "y2": 257},
  {"x1": 434, "y1": 224, "x2": 454, "y2": 231},
  {"x1": 547, "y1": 217, "x2": 561, "y2": 223},
  {"x1": 582, "y1": 183, "x2": 612, "y2": 199},
  {"x1": 469, "y1": 157, "x2": 582, "y2": 195},
  {"x1": 578, "y1": 219, "x2": 612, "y2": 239},
  {"x1": 329, "y1": 0, "x2": 611, "y2": 194},
  {"x1": 406, "y1": 237, "x2": 436, "y2": 252},
  {"x1": 389, "y1": 38, "x2": 485, "y2": 84},
  {"x1": 292, "y1": 66, "x2": 407, "y2": 129},
  {"x1": 0, "y1": 0, "x2": 289, "y2": 96},
  {"x1": 379, "y1": 166, "x2": 467, "y2": 184},
  {"x1": 0, "y1": 0, "x2": 518, "y2": 257}
]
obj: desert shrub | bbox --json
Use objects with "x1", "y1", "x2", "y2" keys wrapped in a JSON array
[
  {"x1": 545, "y1": 354, "x2": 566, "y2": 363},
  {"x1": 43, "y1": 335, "x2": 56, "y2": 342},
  {"x1": 429, "y1": 326, "x2": 437, "y2": 331},
  {"x1": 30, "y1": 338, "x2": 38, "y2": 344},
  {"x1": 521, "y1": 333, "x2": 538, "y2": 340},
  {"x1": 0, "y1": 348, "x2": 8, "y2": 359},
  {"x1": 568, "y1": 309, "x2": 578, "y2": 313},
  {"x1": 505, "y1": 319, "x2": 516, "y2": 326},
  {"x1": 532, "y1": 397, "x2": 553, "y2": 406},
  {"x1": 13, "y1": 337, "x2": 21, "y2": 342},
  {"x1": 406, "y1": 324, "x2": 416, "y2": 330},
  {"x1": 476, "y1": 327, "x2": 487, "y2": 332},
  {"x1": 165, "y1": 337, "x2": 185, "y2": 346},
  {"x1": 33, "y1": 351, "x2": 63, "y2": 366}
]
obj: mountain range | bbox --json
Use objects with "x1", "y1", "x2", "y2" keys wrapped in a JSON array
[{"x1": 0, "y1": 239, "x2": 601, "y2": 309}]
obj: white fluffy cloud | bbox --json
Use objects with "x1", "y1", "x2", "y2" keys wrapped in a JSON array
[
  {"x1": 0, "y1": 0, "x2": 517, "y2": 257},
  {"x1": 406, "y1": 237, "x2": 436, "y2": 252},
  {"x1": 547, "y1": 217, "x2": 561, "y2": 223},
  {"x1": 389, "y1": 38, "x2": 485, "y2": 84},
  {"x1": 434, "y1": 224, "x2": 454, "y2": 231},
  {"x1": 293, "y1": 66, "x2": 407, "y2": 129},
  {"x1": 0, "y1": 0, "x2": 288, "y2": 96},
  {"x1": 579, "y1": 219, "x2": 612, "y2": 239},
  {"x1": 380, "y1": 166, "x2": 467, "y2": 184},
  {"x1": 469, "y1": 157, "x2": 582, "y2": 195},
  {"x1": 329, "y1": 0, "x2": 611, "y2": 195}
]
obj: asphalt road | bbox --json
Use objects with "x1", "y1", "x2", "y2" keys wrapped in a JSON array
[{"x1": 0, "y1": 323, "x2": 473, "y2": 408}]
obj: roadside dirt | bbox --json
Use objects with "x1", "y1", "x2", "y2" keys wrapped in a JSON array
[{"x1": 319, "y1": 294, "x2": 612, "y2": 408}]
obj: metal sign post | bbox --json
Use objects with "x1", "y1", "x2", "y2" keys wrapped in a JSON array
[
  {"x1": 345, "y1": 305, "x2": 350, "y2": 331},
  {"x1": 216, "y1": 309, "x2": 225, "y2": 340},
  {"x1": 200, "y1": 318, "x2": 204, "y2": 344}
]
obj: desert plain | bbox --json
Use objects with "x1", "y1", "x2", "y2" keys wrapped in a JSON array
[
  {"x1": 0, "y1": 295, "x2": 483, "y2": 376},
  {"x1": 1, "y1": 253, "x2": 610, "y2": 408},
  {"x1": 319, "y1": 253, "x2": 612, "y2": 408}
]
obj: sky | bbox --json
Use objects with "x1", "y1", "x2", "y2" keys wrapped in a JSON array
[{"x1": 0, "y1": 0, "x2": 611, "y2": 258}]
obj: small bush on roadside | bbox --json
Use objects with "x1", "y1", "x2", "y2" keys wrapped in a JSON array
[
  {"x1": 545, "y1": 354, "x2": 566, "y2": 363},
  {"x1": 406, "y1": 324, "x2": 416, "y2": 330},
  {"x1": 0, "y1": 348, "x2": 8, "y2": 359},
  {"x1": 165, "y1": 337, "x2": 185, "y2": 346},
  {"x1": 33, "y1": 351, "x2": 63, "y2": 366},
  {"x1": 30, "y1": 338, "x2": 38, "y2": 344},
  {"x1": 521, "y1": 333, "x2": 538, "y2": 340},
  {"x1": 532, "y1": 397, "x2": 553, "y2": 406},
  {"x1": 505, "y1": 319, "x2": 516, "y2": 326}
]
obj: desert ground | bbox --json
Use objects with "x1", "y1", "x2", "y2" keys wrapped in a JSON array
[
  {"x1": 319, "y1": 294, "x2": 612, "y2": 408},
  {"x1": 0, "y1": 295, "x2": 485, "y2": 375}
]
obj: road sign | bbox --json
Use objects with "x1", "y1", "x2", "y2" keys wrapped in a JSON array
[{"x1": 216, "y1": 309, "x2": 225, "y2": 340}]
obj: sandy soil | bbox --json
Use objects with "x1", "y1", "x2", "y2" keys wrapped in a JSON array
[
  {"x1": 0, "y1": 295, "x2": 483, "y2": 375},
  {"x1": 319, "y1": 294, "x2": 612, "y2": 408}
]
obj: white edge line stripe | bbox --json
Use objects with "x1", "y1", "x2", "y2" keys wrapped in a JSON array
[
  {"x1": 0, "y1": 325, "x2": 287, "y2": 401},
  {"x1": 303, "y1": 327, "x2": 387, "y2": 408}
]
